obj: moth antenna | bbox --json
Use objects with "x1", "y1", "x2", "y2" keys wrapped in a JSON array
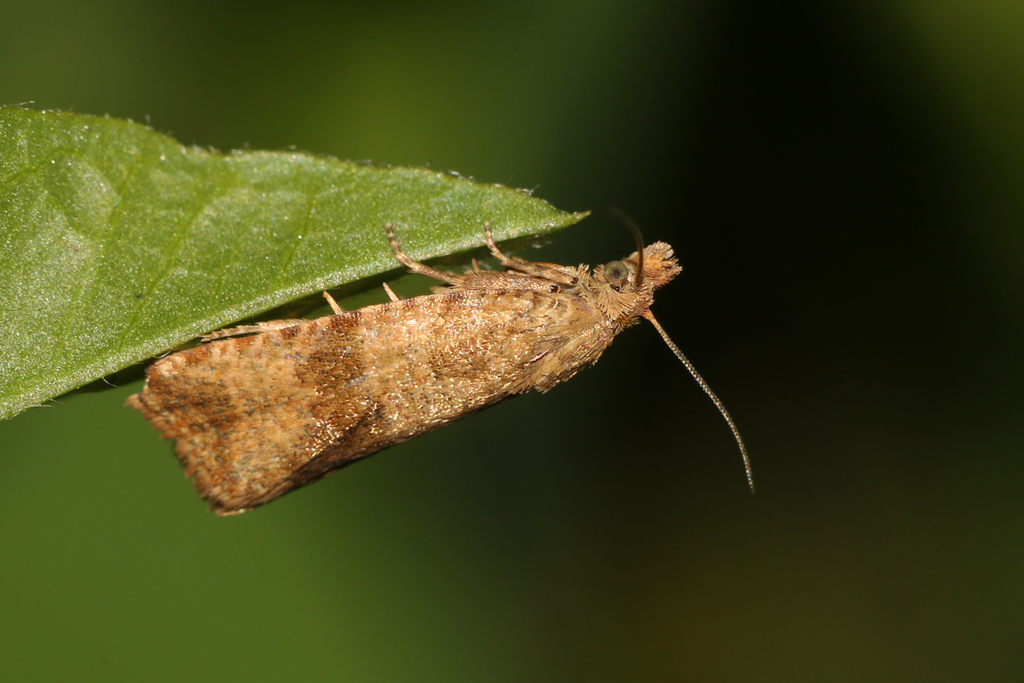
[
  {"x1": 609, "y1": 207, "x2": 645, "y2": 289},
  {"x1": 642, "y1": 310, "x2": 755, "y2": 492}
]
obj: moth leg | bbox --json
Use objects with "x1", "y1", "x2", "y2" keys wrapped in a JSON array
[
  {"x1": 483, "y1": 222, "x2": 580, "y2": 287},
  {"x1": 323, "y1": 291, "x2": 344, "y2": 314},
  {"x1": 385, "y1": 223, "x2": 462, "y2": 285},
  {"x1": 483, "y1": 222, "x2": 524, "y2": 267},
  {"x1": 381, "y1": 282, "x2": 402, "y2": 302},
  {"x1": 202, "y1": 320, "x2": 307, "y2": 341}
]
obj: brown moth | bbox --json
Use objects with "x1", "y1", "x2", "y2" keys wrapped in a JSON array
[{"x1": 128, "y1": 222, "x2": 751, "y2": 514}]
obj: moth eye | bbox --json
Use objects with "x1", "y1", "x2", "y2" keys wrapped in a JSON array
[{"x1": 604, "y1": 260, "x2": 629, "y2": 287}]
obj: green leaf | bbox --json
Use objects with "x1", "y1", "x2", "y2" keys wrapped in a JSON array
[{"x1": 0, "y1": 107, "x2": 586, "y2": 420}]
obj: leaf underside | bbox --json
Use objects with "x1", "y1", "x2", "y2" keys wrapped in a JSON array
[{"x1": 0, "y1": 107, "x2": 587, "y2": 419}]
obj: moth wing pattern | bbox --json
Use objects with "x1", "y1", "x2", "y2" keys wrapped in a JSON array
[{"x1": 128, "y1": 288, "x2": 616, "y2": 514}]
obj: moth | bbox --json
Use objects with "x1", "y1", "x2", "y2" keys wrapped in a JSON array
[{"x1": 128, "y1": 222, "x2": 751, "y2": 514}]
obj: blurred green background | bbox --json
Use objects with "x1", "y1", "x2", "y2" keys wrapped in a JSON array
[{"x1": 3, "y1": 0, "x2": 1024, "y2": 680}]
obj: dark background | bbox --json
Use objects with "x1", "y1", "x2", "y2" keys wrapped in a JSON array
[{"x1": 2, "y1": 1, "x2": 1023, "y2": 680}]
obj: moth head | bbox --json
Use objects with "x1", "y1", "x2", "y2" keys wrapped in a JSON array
[
  {"x1": 598, "y1": 242, "x2": 681, "y2": 293},
  {"x1": 601, "y1": 208, "x2": 682, "y2": 293}
]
